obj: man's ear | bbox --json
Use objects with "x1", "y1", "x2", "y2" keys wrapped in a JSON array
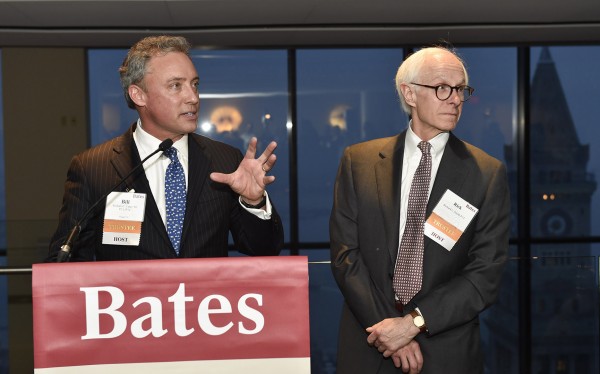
[
  {"x1": 400, "y1": 83, "x2": 416, "y2": 108},
  {"x1": 128, "y1": 84, "x2": 146, "y2": 107}
]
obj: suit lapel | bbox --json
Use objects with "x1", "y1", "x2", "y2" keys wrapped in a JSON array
[
  {"x1": 180, "y1": 134, "x2": 212, "y2": 246},
  {"x1": 427, "y1": 133, "x2": 470, "y2": 215},
  {"x1": 424, "y1": 133, "x2": 470, "y2": 257},
  {"x1": 109, "y1": 126, "x2": 145, "y2": 193},
  {"x1": 375, "y1": 132, "x2": 405, "y2": 263},
  {"x1": 109, "y1": 124, "x2": 172, "y2": 249}
]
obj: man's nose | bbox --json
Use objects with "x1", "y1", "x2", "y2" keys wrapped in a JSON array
[
  {"x1": 185, "y1": 86, "x2": 199, "y2": 104},
  {"x1": 449, "y1": 89, "x2": 462, "y2": 105}
]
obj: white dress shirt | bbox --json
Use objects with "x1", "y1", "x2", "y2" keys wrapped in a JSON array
[
  {"x1": 396, "y1": 124, "x2": 449, "y2": 320},
  {"x1": 133, "y1": 120, "x2": 189, "y2": 226},
  {"x1": 132, "y1": 120, "x2": 272, "y2": 226},
  {"x1": 398, "y1": 124, "x2": 449, "y2": 241}
]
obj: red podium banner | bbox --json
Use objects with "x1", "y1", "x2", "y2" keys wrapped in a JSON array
[{"x1": 32, "y1": 256, "x2": 310, "y2": 373}]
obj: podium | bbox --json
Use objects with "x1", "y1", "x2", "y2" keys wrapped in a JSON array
[{"x1": 32, "y1": 256, "x2": 310, "y2": 373}]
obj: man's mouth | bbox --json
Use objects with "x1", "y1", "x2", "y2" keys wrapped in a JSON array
[{"x1": 181, "y1": 111, "x2": 197, "y2": 119}]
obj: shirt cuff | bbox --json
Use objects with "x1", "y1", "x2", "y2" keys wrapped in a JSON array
[{"x1": 239, "y1": 192, "x2": 272, "y2": 220}]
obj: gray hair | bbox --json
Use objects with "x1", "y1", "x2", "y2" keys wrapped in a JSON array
[
  {"x1": 395, "y1": 47, "x2": 469, "y2": 114},
  {"x1": 119, "y1": 35, "x2": 191, "y2": 109}
]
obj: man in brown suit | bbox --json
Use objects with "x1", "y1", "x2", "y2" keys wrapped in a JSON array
[{"x1": 330, "y1": 47, "x2": 510, "y2": 373}]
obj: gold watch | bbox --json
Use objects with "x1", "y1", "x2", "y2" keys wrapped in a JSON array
[{"x1": 409, "y1": 310, "x2": 427, "y2": 333}]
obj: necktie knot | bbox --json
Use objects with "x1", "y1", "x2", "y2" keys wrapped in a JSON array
[
  {"x1": 418, "y1": 141, "x2": 431, "y2": 155},
  {"x1": 164, "y1": 147, "x2": 178, "y2": 161}
]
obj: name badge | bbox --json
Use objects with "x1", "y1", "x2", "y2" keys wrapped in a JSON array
[
  {"x1": 102, "y1": 192, "x2": 147, "y2": 246},
  {"x1": 425, "y1": 189, "x2": 478, "y2": 251}
]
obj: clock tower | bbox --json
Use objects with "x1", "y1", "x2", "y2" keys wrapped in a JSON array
[
  {"x1": 528, "y1": 47, "x2": 596, "y2": 245},
  {"x1": 504, "y1": 47, "x2": 597, "y2": 247},
  {"x1": 486, "y1": 47, "x2": 598, "y2": 374}
]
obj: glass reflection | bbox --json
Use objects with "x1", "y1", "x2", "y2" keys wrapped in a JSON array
[
  {"x1": 296, "y1": 49, "x2": 407, "y2": 242},
  {"x1": 301, "y1": 249, "x2": 342, "y2": 374},
  {"x1": 530, "y1": 245, "x2": 599, "y2": 374},
  {"x1": 88, "y1": 49, "x2": 136, "y2": 143},
  {"x1": 529, "y1": 47, "x2": 599, "y2": 240},
  {"x1": 193, "y1": 50, "x2": 290, "y2": 242},
  {"x1": 451, "y1": 48, "x2": 516, "y2": 164},
  {"x1": 480, "y1": 249, "x2": 519, "y2": 373},
  {"x1": 454, "y1": 48, "x2": 518, "y2": 240}
]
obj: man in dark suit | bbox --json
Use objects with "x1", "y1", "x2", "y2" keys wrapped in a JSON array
[
  {"x1": 47, "y1": 35, "x2": 283, "y2": 261},
  {"x1": 330, "y1": 47, "x2": 510, "y2": 373}
]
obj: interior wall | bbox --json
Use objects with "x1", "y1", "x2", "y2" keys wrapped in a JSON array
[{"x1": 1, "y1": 47, "x2": 88, "y2": 373}]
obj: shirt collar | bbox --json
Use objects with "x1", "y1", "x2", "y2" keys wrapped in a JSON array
[
  {"x1": 406, "y1": 122, "x2": 449, "y2": 158},
  {"x1": 134, "y1": 119, "x2": 189, "y2": 160}
]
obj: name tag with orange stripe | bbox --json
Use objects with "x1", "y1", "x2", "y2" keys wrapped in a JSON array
[
  {"x1": 102, "y1": 191, "x2": 147, "y2": 246},
  {"x1": 425, "y1": 189, "x2": 478, "y2": 251}
]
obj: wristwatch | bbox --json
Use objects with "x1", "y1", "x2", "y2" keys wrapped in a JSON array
[{"x1": 409, "y1": 310, "x2": 427, "y2": 333}]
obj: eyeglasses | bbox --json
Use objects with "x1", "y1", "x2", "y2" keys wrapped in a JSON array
[{"x1": 410, "y1": 82, "x2": 475, "y2": 102}]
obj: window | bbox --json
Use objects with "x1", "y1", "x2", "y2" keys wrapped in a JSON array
[
  {"x1": 529, "y1": 47, "x2": 600, "y2": 240},
  {"x1": 0, "y1": 50, "x2": 8, "y2": 374},
  {"x1": 193, "y1": 50, "x2": 290, "y2": 241},
  {"x1": 296, "y1": 49, "x2": 407, "y2": 242},
  {"x1": 88, "y1": 49, "x2": 136, "y2": 144},
  {"x1": 82, "y1": 45, "x2": 600, "y2": 374},
  {"x1": 530, "y1": 246, "x2": 599, "y2": 373},
  {"x1": 453, "y1": 48, "x2": 516, "y2": 166}
]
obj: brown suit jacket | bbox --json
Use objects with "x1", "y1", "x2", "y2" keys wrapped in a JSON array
[
  {"x1": 330, "y1": 131, "x2": 510, "y2": 374},
  {"x1": 48, "y1": 124, "x2": 284, "y2": 261}
]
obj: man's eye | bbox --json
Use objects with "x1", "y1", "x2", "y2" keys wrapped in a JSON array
[{"x1": 437, "y1": 85, "x2": 450, "y2": 92}]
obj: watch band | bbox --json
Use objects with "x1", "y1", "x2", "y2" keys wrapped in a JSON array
[{"x1": 409, "y1": 309, "x2": 427, "y2": 333}]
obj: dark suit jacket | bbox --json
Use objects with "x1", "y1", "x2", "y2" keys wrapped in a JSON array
[
  {"x1": 330, "y1": 131, "x2": 510, "y2": 374},
  {"x1": 48, "y1": 124, "x2": 284, "y2": 261}
]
